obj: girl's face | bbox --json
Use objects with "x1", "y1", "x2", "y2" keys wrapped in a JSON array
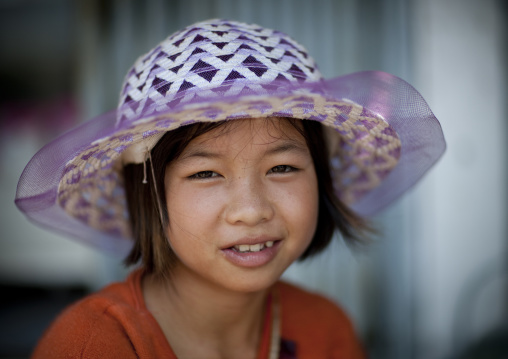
[{"x1": 164, "y1": 118, "x2": 319, "y2": 293}]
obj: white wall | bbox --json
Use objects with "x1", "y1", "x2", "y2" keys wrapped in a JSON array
[{"x1": 411, "y1": 0, "x2": 507, "y2": 357}]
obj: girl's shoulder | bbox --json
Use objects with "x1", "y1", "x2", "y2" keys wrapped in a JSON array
[
  {"x1": 277, "y1": 280, "x2": 365, "y2": 358},
  {"x1": 31, "y1": 269, "x2": 175, "y2": 359}
]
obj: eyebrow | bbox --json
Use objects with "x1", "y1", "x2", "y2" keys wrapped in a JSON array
[
  {"x1": 179, "y1": 140, "x2": 309, "y2": 162},
  {"x1": 178, "y1": 148, "x2": 221, "y2": 161},
  {"x1": 262, "y1": 141, "x2": 309, "y2": 156}
]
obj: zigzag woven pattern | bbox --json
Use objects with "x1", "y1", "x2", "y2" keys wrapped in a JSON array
[{"x1": 118, "y1": 19, "x2": 321, "y2": 124}]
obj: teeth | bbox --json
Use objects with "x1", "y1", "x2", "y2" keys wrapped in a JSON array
[
  {"x1": 238, "y1": 244, "x2": 250, "y2": 252},
  {"x1": 250, "y1": 243, "x2": 261, "y2": 252},
  {"x1": 233, "y1": 241, "x2": 275, "y2": 253}
]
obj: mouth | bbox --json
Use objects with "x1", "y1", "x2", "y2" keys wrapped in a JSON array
[
  {"x1": 221, "y1": 238, "x2": 282, "y2": 268},
  {"x1": 231, "y1": 240, "x2": 275, "y2": 253}
]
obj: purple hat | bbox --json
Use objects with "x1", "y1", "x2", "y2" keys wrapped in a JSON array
[{"x1": 15, "y1": 19, "x2": 445, "y2": 254}]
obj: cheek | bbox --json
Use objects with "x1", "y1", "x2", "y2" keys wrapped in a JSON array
[
  {"x1": 164, "y1": 192, "x2": 212, "y2": 266},
  {"x1": 276, "y1": 175, "x2": 319, "y2": 244},
  {"x1": 297, "y1": 186, "x2": 319, "y2": 241},
  {"x1": 167, "y1": 184, "x2": 222, "y2": 220},
  {"x1": 164, "y1": 181, "x2": 223, "y2": 248}
]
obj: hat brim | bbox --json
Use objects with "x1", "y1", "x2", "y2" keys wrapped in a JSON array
[{"x1": 15, "y1": 71, "x2": 445, "y2": 255}]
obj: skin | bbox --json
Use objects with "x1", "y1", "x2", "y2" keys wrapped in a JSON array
[{"x1": 143, "y1": 117, "x2": 319, "y2": 359}]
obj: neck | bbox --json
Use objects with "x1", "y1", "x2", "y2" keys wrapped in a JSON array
[{"x1": 143, "y1": 265, "x2": 271, "y2": 359}]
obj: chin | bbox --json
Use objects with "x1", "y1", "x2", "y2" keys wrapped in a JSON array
[{"x1": 218, "y1": 272, "x2": 282, "y2": 294}]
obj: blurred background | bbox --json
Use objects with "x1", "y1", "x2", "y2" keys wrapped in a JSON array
[{"x1": 0, "y1": 0, "x2": 506, "y2": 358}]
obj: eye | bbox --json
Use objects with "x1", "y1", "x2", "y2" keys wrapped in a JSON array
[
  {"x1": 188, "y1": 171, "x2": 220, "y2": 179},
  {"x1": 268, "y1": 165, "x2": 298, "y2": 174}
]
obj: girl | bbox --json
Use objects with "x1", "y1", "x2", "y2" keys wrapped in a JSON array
[{"x1": 16, "y1": 19, "x2": 445, "y2": 358}]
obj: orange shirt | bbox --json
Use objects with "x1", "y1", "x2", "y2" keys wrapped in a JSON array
[{"x1": 32, "y1": 270, "x2": 365, "y2": 358}]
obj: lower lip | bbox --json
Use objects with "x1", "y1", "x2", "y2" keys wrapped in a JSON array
[{"x1": 221, "y1": 241, "x2": 281, "y2": 268}]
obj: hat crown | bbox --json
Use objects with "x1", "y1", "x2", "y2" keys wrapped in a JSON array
[{"x1": 117, "y1": 19, "x2": 322, "y2": 123}]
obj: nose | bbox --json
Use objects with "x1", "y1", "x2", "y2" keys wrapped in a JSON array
[{"x1": 224, "y1": 177, "x2": 274, "y2": 226}]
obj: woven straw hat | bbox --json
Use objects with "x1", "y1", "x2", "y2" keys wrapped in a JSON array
[{"x1": 15, "y1": 19, "x2": 445, "y2": 254}]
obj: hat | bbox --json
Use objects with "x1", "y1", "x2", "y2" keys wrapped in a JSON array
[{"x1": 15, "y1": 19, "x2": 445, "y2": 254}]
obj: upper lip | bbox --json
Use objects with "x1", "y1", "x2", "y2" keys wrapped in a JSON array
[{"x1": 221, "y1": 235, "x2": 281, "y2": 249}]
